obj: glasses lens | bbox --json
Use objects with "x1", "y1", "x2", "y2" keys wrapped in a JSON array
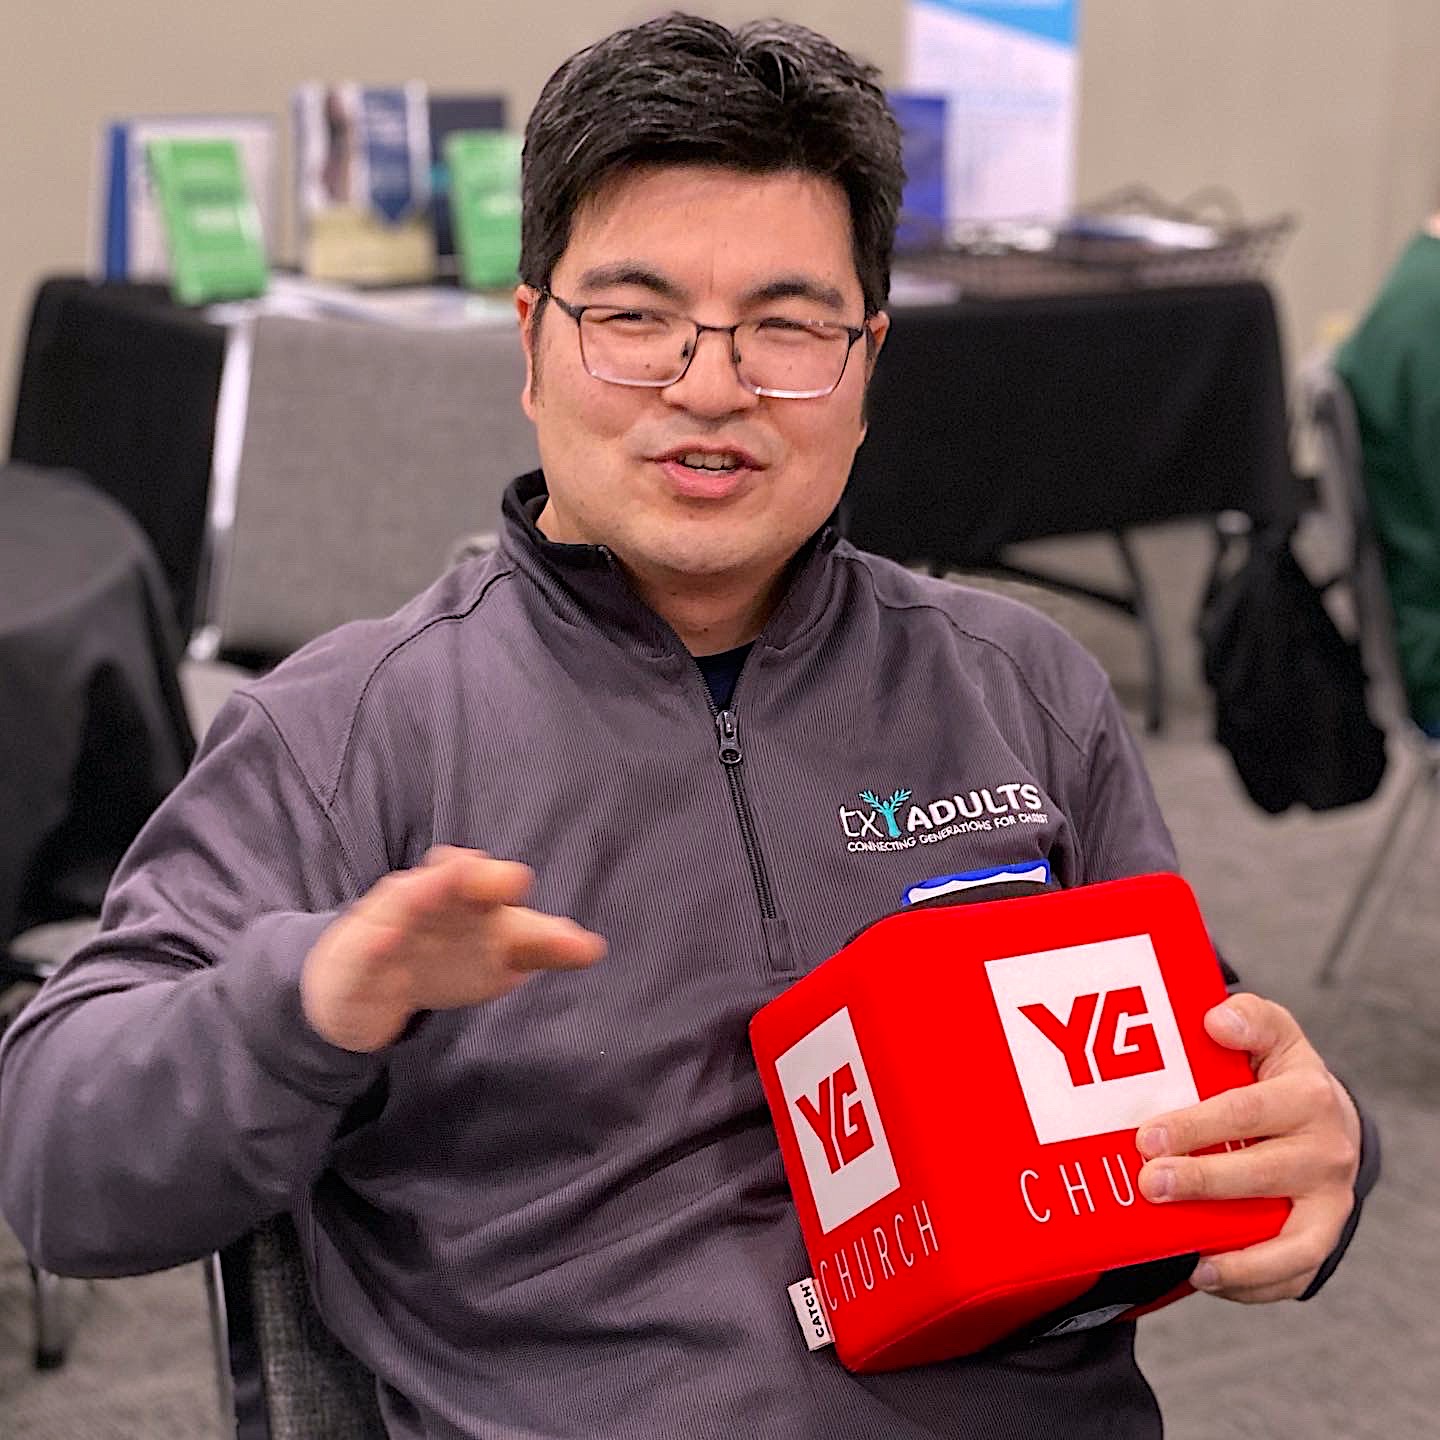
[
  {"x1": 738, "y1": 318, "x2": 853, "y2": 397},
  {"x1": 579, "y1": 310, "x2": 688, "y2": 386}
]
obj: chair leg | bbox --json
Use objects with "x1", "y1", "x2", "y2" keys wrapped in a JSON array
[
  {"x1": 32, "y1": 1264, "x2": 68, "y2": 1369},
  {"x1": 1317, "y1": 755, "x2": 1440, "y2": 985},
  {"x1": 203, "y1": 1253, "x2": 237, "y2": 1430},
  {"x1": 1111, "y1": 530, "x2": 1167, "y2": 734}
]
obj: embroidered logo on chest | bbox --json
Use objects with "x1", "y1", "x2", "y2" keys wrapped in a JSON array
[{"x1": 837, "y1": 781, "x2": 1051, "y2": 852}]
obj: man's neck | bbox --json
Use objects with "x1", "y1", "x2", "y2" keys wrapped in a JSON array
[
  {"x1": 533, "y1": 497, "x2": 790, "y2": 655},
  {"x1": 634, "y1": 568, "x2": 780, "y2": 656}
]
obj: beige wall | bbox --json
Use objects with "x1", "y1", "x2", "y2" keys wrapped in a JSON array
[
  {"x1": 1077, "y1": 1, "x2": 1440, "y2": 360},
  {"x1": 2, "y1": 1, "x2": 1438, "y2": 426}
]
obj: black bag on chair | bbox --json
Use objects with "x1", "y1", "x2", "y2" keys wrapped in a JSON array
[{"x1": 1199, "y1": 524, "x2": 1387, "y2": 814}]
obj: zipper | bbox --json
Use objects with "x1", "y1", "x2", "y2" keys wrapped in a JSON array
[
  {"x1": 712, "y1": 705, "x2": 777, "y2": 922},
  {"x1": 593, "y1": 542, "x2": 788, "y2": 962}
]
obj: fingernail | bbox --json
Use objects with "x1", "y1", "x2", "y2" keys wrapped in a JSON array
[
  {"x1": 1143, "y1": 1165, "x2": 1175, "y2": 1201},
  {"x1": 1211, "y1": 1005, "x2": 1248, "y2": 1043},
  {"x1": 1191, "y1": 1261, "x2": 1220, "y2": 1291},
  {"x1": 1137, "y1": 1125, "x2": 1170, "y2": 1157}
]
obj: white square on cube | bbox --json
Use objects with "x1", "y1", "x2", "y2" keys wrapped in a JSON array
[
  {"x1": 985, "y1": 934, "x2": 1199, "y2": 1145},
  {"x1": 773, "y1": 1007, "x2": 900, "y2": 1234}
]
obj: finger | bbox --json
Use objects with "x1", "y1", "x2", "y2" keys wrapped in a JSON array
[
  {"x1": 401, "y1": 854, "x2": 535, "y2": 921},
  {"x1": 445, "y1": 855, "x2": 534, "y2": 909},
  {"x1": 1203, "y1": 994, "x2": 1310, "y2": 1078},
  {"x1": 348, "y1": 861, "x2": 524, "y2": 942},
  {"x1": 489, "y1": 907, "x2": 608, "y2": 973},
  {"x1": 422, "y1": 844, "x2": 489, "y2": 866},
  {"x1": 1191, "y1": 1271, "x2": 1310, "y2": 1306},
  {"x1": 1192, "y1": 1267, "x2": 1307, "y2": 1313},
  {"x1": 1138, "y1": 1133, "x2": 1329, "y2": 1204},
  {"x1": 1137, "y1": 1067, "x2": 1335, "y2": 1158},
  {"x1": 1187, "y1": 1196, "x2": 1338, "y2": 1301}
]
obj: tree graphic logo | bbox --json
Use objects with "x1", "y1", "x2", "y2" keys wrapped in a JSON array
[{"x1": 859, "y1": 788, "x2": 912, "y2": 839}]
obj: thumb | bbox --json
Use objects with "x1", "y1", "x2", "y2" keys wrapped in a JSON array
[{"x1": 1204, "y1": 994, "x2": 1307, "y2": 1075}]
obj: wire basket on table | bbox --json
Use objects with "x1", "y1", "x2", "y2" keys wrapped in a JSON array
[{"x1": 896, "y1": 186, "x2": 1296, "y2": 299}]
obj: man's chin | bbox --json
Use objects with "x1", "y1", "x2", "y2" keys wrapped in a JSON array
[{"x1": 619, "y1": 527, "x2": 785, "y2": 584}]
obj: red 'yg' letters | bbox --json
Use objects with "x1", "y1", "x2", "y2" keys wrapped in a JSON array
[
  {"x1": 1019, "y1": 992, "x2": 1098, "y2": 1085},
  {"x1": 1019, "y1": 986, "x2": 1164, "y2": 1086},
  {"x1": 794, "y1": 1063, "x2": 875, "y2": 1173}
]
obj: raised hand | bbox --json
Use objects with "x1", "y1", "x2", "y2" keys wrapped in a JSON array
[{"x1": 301, "y1": 846, "x2": 607, "y2": 1053}]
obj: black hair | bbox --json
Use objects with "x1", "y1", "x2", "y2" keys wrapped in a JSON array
[{"x1": 521, "y1": 12, "x2": 904, "y2": 317}]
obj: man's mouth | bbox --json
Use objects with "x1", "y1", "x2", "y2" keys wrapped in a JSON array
[
  {"x1": 654, "y1": 441, "x2": 764, "y2": 474},
  {"x1": 677, "y1": 451, "x2": 744, "y2": 473},
  {"x1": 653, "y1": 447, "x2": 762, "y2": 500}
]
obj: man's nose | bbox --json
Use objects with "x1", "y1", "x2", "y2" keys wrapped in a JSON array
[{"x1": 660, "y1": 327, "x2": 759, "y2": 417}]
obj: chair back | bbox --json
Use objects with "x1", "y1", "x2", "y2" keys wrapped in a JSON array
[
  {"x1": 201, "y1": 312, "x2": 537, "y2": 663},
  {"x1": 217, "y1": 1214, "x2": 387, "y2": 1440},
  {"x1": 1298, "y1": 351, "x2": 1412, "y2": 735},
  {"x1": 10, "y1": 278, "x2": 224, "y2": 636},
  {"x1": 1302, "y1": 350, "x2": 1440, "y2": 982}
]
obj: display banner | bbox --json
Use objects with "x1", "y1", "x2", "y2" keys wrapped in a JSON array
[
  {"x1": 445, "y1": 132, "x2": 522, "y2": 289},
  {"x1": 360, "y1": 87, "x2": 424, "y2": 223},
  {"x1": 888, "y1": 93, "x2": 948, "y2": 252},
  {"x1": 100, "y1": 115, "x2": 277, "y2": 282},
  {"x1": 905, "y1": 0, "x2": 1080, "y2": 224},
  {"x1": 146, "y1": 138, "x2": 268, "y2": 305}
]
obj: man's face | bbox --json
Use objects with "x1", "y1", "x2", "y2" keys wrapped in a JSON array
[{"x1": 517, "y1": 166, "x2": 887, "y2": 598}]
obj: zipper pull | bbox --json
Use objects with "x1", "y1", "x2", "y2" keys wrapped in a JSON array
[{"x1": 715, "y1": 709, "x2": 743, "y2": 765}]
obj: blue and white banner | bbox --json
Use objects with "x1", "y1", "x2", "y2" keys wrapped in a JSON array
[
  {"x1": 889, "y1": 92, "x2": 949, "y2": 251},
  {"x1": 905, "y1": 0, "x2": 1080, "y2": 225},
  {"x1": 359, "y1": 85, "x2": 429, "y2": 223}
]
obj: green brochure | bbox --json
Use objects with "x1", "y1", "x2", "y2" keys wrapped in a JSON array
[
  {"x1": 444, "y1": 131, "x2": 522, "y2": 289},
  {"x1": 146, "y1": 137, "x2": 269, "y2": 305}
]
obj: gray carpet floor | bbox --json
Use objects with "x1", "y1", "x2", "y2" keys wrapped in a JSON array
[{"x1": 2, "y1": 519, "x2": 1437, "y2": 1438}]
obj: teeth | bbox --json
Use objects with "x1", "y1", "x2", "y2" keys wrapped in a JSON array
[{"x1": 680, "y1": 451, "x2": 741, "y2": 471}]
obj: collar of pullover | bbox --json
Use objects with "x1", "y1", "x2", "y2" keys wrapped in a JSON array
[{"x1": 498, "y1": 470, "x2": 845, "y2": 661}]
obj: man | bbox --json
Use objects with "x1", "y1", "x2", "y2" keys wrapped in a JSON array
[
  {"x1": 0, "y1": 15, "x2": 1373, "y2": 1439},
  {"x1": 1336, "y1": 215, "x2": 1440, "y2": 737}
]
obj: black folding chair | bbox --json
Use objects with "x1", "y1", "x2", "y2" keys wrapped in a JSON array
[{"x1": 1301, "y1": 352, "x2": 1440, "y2": 984}]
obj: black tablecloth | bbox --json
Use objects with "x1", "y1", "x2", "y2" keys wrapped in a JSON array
[
  {"x1": 9, "y1": 277, "x2": 226, "y2": 637},
  {"x1": 846, "y1": 281, "x2": 1299, "y2": 564},
  {"x1": 6, "y1": 277, "x2": 1299, "y2": 628},
  {"x1": 0, "y1": 464, "x2": 195, "y2": 943}
]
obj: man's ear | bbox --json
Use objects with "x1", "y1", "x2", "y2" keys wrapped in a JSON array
[
  {"x1": 865, "y1": 310, "x2": 890, "y2": 375},
  {"x1": 515, "y1": 284, "x2": 540, "y2": 419},
  {"x1": 858, "y1": 310, "x2": 890, "y2": 442}
]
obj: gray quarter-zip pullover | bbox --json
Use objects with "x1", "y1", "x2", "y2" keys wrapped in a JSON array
[{"x1": 0, "y1": 472, "x2": 1368, "y2": 1438}]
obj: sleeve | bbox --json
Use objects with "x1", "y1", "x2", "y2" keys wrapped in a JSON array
[
  {"x1": 1072, "y1": 682, "x2": 1182, "y2": 886},
  {"x1": 1298, "y1": 1082, "x2": 1381, "y2": 1301},
  {"x1": 1074, "y1": 680, "x2": 1379, "y2": 1297},
  {"x1": 0, "y1": 691, "x2": 387, "y2": 1277}
]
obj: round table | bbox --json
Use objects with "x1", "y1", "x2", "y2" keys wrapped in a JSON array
[{"x1": 0, "y1": 463, "x2": 194, "y2": 944}]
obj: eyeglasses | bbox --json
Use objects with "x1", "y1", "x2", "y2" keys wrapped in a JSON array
[{"x1": 538, "y1": 289, "x2": 868, "y2": 400}]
